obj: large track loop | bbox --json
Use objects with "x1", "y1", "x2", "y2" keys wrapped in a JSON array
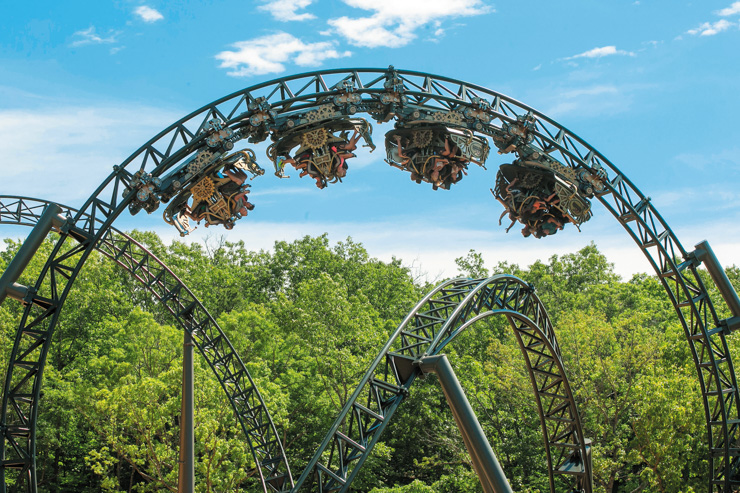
[
  {"x1": 297, "y1": 275, "x2": 591, "y2": 493},
  {"x1": 0, "y1": 196, "x2": 293, "y2": 491},
  {"x1": 1, "y1": 67, "x2": 737, "y2": 491}
]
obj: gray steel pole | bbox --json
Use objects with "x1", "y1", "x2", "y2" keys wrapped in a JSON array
[
  {"x1": 178, "y1": 330, "x2": 195, "y2": 493},
  {"x1": 417, "y1": 354, "x2": 513, "y2": 493},
  {"x1": 0, "y1": 203, "x2": 64, "y2": 305}
]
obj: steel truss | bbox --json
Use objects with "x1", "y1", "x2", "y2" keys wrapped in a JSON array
[
  {"x1": 1, "y1": 199, "x2": 587, "y2": 493},
  {"x1": 0, "y1": 196, "x2": 292, "y2": 492},
  {"x1": 297, "y1": 275, "x2": 591, "y2": 492},
  {"x1": 0, "y1": 67, "x2": 737, "y2": 491}
]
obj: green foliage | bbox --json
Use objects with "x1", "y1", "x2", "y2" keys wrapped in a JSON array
[
  {"x1": 455, "y1": 249, "x2": 489, "y2": 279},
  {"x1": 0, "y1": 234, "x2": 728, "y2": 492}
]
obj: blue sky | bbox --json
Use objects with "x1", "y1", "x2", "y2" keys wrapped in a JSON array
[{"x1": 2, "y1": 1, "x2": 740, "y2": 280}]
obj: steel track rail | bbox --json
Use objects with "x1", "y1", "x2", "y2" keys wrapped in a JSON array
[
  {"x1": 0, "y1": 196, "x2": 292, "y2": 492},
  {"x1": 0, "y1": 67, "x2": 735, "y2": 491},
  {"x1": 296, "y1": 275, "x2": 590, "y2": 492}
]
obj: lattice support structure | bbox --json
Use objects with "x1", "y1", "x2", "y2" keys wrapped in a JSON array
[{"x1": 0, "y1": 196, "x2": 293, "y2": 492}]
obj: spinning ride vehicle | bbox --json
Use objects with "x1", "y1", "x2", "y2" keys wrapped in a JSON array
[
  {"x1": 268, "y1": 118, "x2": 375, "y2": 189},
  {"x1": 385, "y1": 124, "x2": 490, "y2": 190},
  {"x1": 492, "y1": 158, "x2": 608, "y2": 238},
  {"x1": 161, "y1": 148, "x2": 264, "y2": 236}
]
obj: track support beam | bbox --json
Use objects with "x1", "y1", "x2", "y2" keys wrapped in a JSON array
[
  {"x1": 0, "y1": 203, "x2": 65, "y2": 306},
  {"x1": 416, "y1": 354, "x2": 513, "y2": 493},
  {"x1": 693, "y1": 240, "x2": 740, "y2": 332}
]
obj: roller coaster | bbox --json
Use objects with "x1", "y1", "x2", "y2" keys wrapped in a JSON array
[{"x1": 1, "y1": 67, "x2": 739, "y2": 492}]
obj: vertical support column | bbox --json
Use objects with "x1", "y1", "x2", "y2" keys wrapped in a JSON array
[
  {"x1": 178, "y1": 330, "x2": 194, "y2": 493},
  {"x1": 416, "y1": 354, "x2": 513, "y2": 493}
]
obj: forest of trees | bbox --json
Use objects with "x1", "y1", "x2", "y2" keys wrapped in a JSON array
[{"x1": 1, "y1": 232, "x2": 738, "y2": 492}]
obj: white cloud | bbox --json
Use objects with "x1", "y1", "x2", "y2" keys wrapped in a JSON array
[
  {"x1": 70, "y1": 26, "x2": 119, "y2": 47},
  {"x1": 215, "y1": 32, "x2": 351, "y2": 76},
  {"x1": 148, "y1": 214, "x2": 721, "y2": 283},
  {"x1": 327, "y1": 0, "x2": 492, "y2": 48},
  {"x1": 6, "y1": 199, "x2": 739, "y2": 285},
  {"x1": 716, "y1": 2, "x2": 740, "y2": 16},
  {"x1": 651, "y1": 185, "x2": 740, "y2": 214},
  {"x1": 258, "y1": 0, "x2": 315, "y2": 21},
  {"x1": 4, "y1": 104, "x2": 737, "y2": 286},
  {"x1": 687, "y1": 19, "x2": 735, "y2": 36},
  {"x1": 134, "y1": 6, "x2": 164, "y2": 23},
  {"x1": 683, "y1": 3, "x2": 740, "y2": 38},
  {"x1": 564, "y1": 46, "x2": 635, "y2": 60},
  {"x1": 542, "y1": 84, "x2": 634, "y2": 118},
  {"x1": 0, "y1": 104, "x2": 179, "y2": 203},
  {"x1": 672, "y1": 148, "x2": 740, "y2": 174}
]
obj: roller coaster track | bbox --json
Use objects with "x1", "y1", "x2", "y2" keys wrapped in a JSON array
[
  {"x1": 1, "y1": 198, "x2": 589, "y2": 492},
  {"x1": 0, "y1": 67, "x2": 737, "y2": 491},
  {"x1": 297, "y1": 274, "x2": 591, "y2": 492},
  {"x1": 0, "y1": 196, "x2": 293, "y2": 491}
]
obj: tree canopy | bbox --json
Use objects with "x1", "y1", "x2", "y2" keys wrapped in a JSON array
[{"x1": 1, "y1": 234, "x2": 735, "y2": 492}]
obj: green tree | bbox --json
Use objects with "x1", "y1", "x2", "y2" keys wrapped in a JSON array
[{"x1": 0, "y1": 233, "x2": 728, "y2": 492}]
